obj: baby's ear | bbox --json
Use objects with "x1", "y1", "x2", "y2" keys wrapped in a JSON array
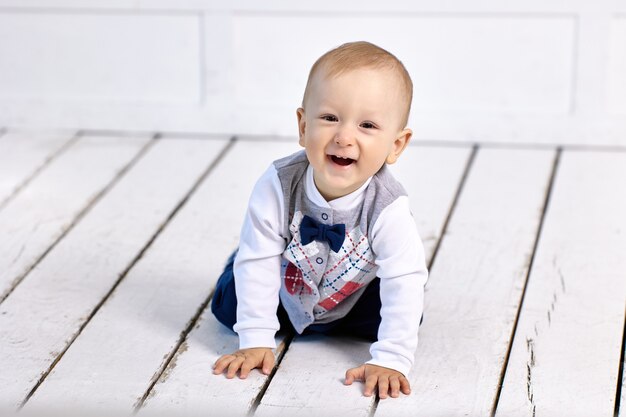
[
  {"x1": 296, "y1": 108, "x2": 306, "y2": 146},
  {"x1": 386, "y1": 128, "x2": 412, "y2": 164}
]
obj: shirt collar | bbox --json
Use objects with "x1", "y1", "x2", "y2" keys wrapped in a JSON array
[{"x1": 305, "y1": 164, "x2": 372, "y2": 211}]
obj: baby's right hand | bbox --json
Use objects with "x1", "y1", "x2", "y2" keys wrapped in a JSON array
[{"x1": 212, "y1": 347, "x2": 275, "y2": 379}]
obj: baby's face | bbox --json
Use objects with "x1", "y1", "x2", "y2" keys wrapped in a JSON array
[{"x1": 297, "y1": 67, "x2": 411, "y2": 201}]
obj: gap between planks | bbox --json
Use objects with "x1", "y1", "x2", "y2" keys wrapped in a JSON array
[
  {"x1": 18, "y1": 136, "x2": 236, "y2": 409},
  {"x1": 615, "y1": 308, "x2": 626, "y2": 417},
  {"x1": 132, "y1": 140, "x2": 302, "y2": 416},
  {"x1": 246, "y1": 333, "x2": 296, "y2": 417},
  {"x1": 3, "y1": 136, "x2": 584, "y2": 413},
  {"x1": 490, "y1": 148, "x2": 562, "y2": 417},
  {"x1": 375, "y1": 147, "x2": 558, "y2": 417},
  {"x1": 2, "y1": 131, "x2": 621, "y2": 415},
  {"x1": 368, "y1": 144, "x2": 479, "y2": 417},
  {"x1": 132, "y1": 137, "x2": 239, "y2": 409},
  {"x1": 0, "y1": 131, "x2": 80, "y2": 212},
  {"x1": 251, "y1": 144, "x2": 477, "y2": 417},
  {"x1": 494, "y1": 150, "x2": 626, "y2": 416},
  {"x1": 422, "y1": 144, "x2": 478, "y2": 279},
  {"x1": 0, "y1": 134, "x2": 156, "y2": 306}
]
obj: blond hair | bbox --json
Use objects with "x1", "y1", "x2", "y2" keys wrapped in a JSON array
[{"x1": 302, "y1": 41, "x2": 413, "y2": 127}]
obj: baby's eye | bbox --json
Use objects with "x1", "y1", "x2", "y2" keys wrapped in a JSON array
[
  {"x1": 321, "y1": 114, "x2": 338, "y2": 122},
  {"x1": 360, "y1": 121, "x2": 377, "y2": 129}
]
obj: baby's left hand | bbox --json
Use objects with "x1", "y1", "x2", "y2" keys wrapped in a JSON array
[{"x1": 344, "y1": 363, "x2": 411, "y2": 399}]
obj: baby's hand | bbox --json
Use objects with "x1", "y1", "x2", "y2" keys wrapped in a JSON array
[
  {"x1": 344, "y1": 364, "x2": 411, "y2": 399},
  {"x1": 212, "y1": 347, "x2": 275, "y2": 379}
]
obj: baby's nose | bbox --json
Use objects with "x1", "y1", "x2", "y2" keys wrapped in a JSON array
[{"x1": 334, "y1": 127, "x2": 356, "y2": 146}]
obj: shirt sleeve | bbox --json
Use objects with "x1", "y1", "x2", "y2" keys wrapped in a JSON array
[
  {"x1": 232, "y1": 164, "x2": 286, "y2": 349},
  {"x1": 366, "y1": 196, "x2": 428, "y2": 376}
]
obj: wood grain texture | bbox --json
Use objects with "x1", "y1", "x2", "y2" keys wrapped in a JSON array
[
  {"x1": 2, "y1": 134, "x2": 623, "y2": 416},
  {"x1": 0, "y1": 138, "x2": 227, "y2": 410},
  {"x1": 389, "y1": 144, "x2": 473, "y2": 264},
  {"x1": 376, "y1": 148, "x2": 555, "y2": 417},
  {"x1": 142, "y1": 309, "x2": 290, "y2": 417},
  {"x1": 0, "y1": 130, "x2": 77, "y2": 208},
  {"x1": 22, "y1": 137, "x2": 228, "y2": 413},
  {"x1": 0, "y1": 134, "x2": 151, "y2": 303},
  {"x1": 255, "y1": 335, "x2": 373, "y2": 417},
  {"x1": 255, "y1": 145, "x2": 474, "y2": 417},
  {"x1": 495, "y1": 151, "x2": 626, "y2": 417},
  {"x1": 140, "y1": 140, "x2": 301, "y2": 415}
]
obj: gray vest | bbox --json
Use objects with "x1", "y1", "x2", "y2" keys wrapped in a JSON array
[{"x1": 274, "y1": 151, "x2": 407, "y2": 333}]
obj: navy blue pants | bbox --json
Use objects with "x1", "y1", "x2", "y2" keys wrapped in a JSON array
[{"x1": 211, "y1": 252, "x2": 383, "y2": 341}]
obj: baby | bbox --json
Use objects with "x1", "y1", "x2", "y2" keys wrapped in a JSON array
[{"x1": 211, "y1": 41, "x2": 428, "y2": 399}]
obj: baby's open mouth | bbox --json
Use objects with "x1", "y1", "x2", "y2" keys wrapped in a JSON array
[{"x1": 330, "y1": 155, "x2": 355, "y2": 166}]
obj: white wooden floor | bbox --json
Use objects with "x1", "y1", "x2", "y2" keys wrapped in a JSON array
[{"x1": 0, "y1": 130, "x2": 625, "y2": 417}]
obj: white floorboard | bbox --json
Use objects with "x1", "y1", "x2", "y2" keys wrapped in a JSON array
[
  {"x1": 255, "y1": 145, "x2": 474, "y2": 416},
  {"x1": 389, "y1": 144, "x2": 473, "y2": 264},
  {"x1": 376, "y1": 148, "x2": 555, "y2": 417},
  {"x1": 23, "y1": 137, "x2": 227, "y2": 413},
  {"x1": 141, "y1": 140, "x2": 300, "y2": 415},
  {"x1": 1, "y1": 133, "x2": 623, "y2": 417},
  {"x1": 0, "y1": 134, "x2": 151, "y2": 302},
  {"x1": 142, "y1": 311, "x2": 290, "y2": 417},
  {"x1": 0, "y1": 131, "x2": 77, "y2": 209},
  {"x1": 255, "y1": 335, "x2": 373, "y2": 417},
  {"x1": 0, "y1": 138, "x2": 227, "y2": 410},
  {"x1": 495, "y1": 151, "x2": 626, "y2": 417}
]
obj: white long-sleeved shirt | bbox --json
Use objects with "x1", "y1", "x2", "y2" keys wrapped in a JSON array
[{"x1": 233, "y1": 159, "x2": 428, "y2": 376}]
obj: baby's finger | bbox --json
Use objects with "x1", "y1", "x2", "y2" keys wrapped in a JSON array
[
  {"x1": 364, "y1": 375, "x2": 378, "y2": 397},
  {"x1": 344, "y1": 369, "x2": 355, "y2": 385},
  {"x1": 389, "y1": 376, "x2": 401, "y2": 398},
  {"x1": 344, "y1": 365, "x2": 365, "y2": 385},
  {"x1": 239, "y1": 357, "x2": 257, "y2": 379},
  {"x1": 226, "y1": 356, "x2": 245, "y2": 379},
  {"x1": 378, "y1": 377, "x2": 390, "y2": 399},
  {"x1": 261, "y1": 351, "x2": 275, "y2": 375},
  {"x1": 212, "y1": 355, "x2": 234, "y2": 375},
  {"x1": 399, "y1": 375, "x2": 411, "y2": 395}
]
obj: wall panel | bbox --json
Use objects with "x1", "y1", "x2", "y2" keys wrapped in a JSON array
[
  {"x1": 0, "y1": 2, "x2": 624, "y2": 145},
  {"x1": 0, "y1": 11, "x2": 202, "y2": 103},
  {"x1": 234, "y1": 14, "x2": 575, "y2": 114},
  {"x1": 608, "y1": 16, "x2": 626, "y2": 115}
]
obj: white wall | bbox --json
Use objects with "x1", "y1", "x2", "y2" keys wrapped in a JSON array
[{"x1": 0, "y1": 0, "x2": 625, "y2": 145}]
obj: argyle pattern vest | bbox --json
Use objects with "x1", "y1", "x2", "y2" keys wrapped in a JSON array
[{"x1": 274, "y1": 151, "x2": 407, "y2": 333}]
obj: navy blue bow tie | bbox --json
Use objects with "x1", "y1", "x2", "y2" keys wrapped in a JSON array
[{"x1": 299, "y1": 215, "x2": 346, "y2": 252}]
